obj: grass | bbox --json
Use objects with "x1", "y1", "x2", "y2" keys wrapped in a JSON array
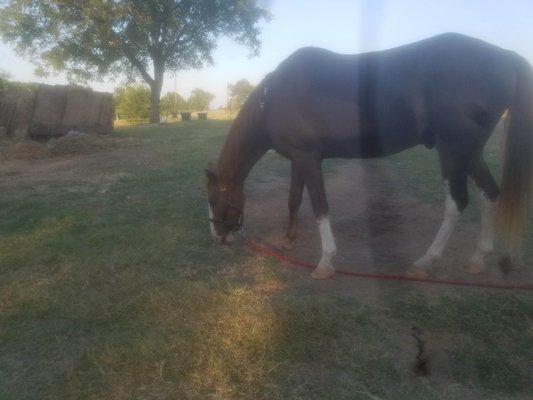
[{"x1": 0, "y1": 120, "x2": 532, "y2": 399}]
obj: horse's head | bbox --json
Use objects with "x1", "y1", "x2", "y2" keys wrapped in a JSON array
[{"x1": 205, "y1": 164, "x2": 244, "y2": 244}]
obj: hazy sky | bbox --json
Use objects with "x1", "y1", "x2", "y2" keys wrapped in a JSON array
[{"x1": 1, "y1": 0, "x2": 532, "y2": 108}]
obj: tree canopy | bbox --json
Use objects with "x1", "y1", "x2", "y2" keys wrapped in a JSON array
[
  {"x1": 187, "y1": 88, "x2": 215, "y2": 111},
  {"x1": 0, "y1": 0, "x2": 269, "y2": 122},
  {"x1": 228, "y1": 79, "x2": 255, "y2": 109},
  {"x1": 160, "y1": 91, "x2": 188, "y2": 116},
  {"x1": 0, "y1": 70, "x2": 10, "y2": 91}
]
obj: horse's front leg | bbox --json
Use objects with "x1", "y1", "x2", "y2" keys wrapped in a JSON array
[
  {"x1": 294, "y1": 154, "x2": 336, "y2": 279},
  {"x1": 283, "y1": 161, "x2": 305, "y2": 248}
]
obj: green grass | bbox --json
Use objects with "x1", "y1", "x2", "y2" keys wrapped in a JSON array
[
  {"x1": 382, "y1": 129, "x2": 504, "y2": 207},
  {"x1": 0, "y1": 121, "x2": 531, "y2": 399}
]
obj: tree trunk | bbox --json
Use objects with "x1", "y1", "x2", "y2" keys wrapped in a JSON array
[
  {"x1": 149, "y1": 64, "x2": 164, "y2": 123},
  {"x1": 149, "y1": 80, "x2": 163, "y2": 123}
]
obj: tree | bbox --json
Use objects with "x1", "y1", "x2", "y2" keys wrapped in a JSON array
[
  {"x1": 160, "y1": 91, "x2": 187, "y2": 117},
  {"x1": 114, "y1": 85, "x2": 151, "y2": 120},
  {"x1": 187, "y1": 88, "x2": 215, "y2": 111},
  {"x1": 0, "y1": 70, "x2": 10, "y2": 91},
  {"x1": 229, "y1": 79, "x2": 255, "y2": 109},
  {"x1": 0, "y1": 1, "x2": 269, "y2": 122}
]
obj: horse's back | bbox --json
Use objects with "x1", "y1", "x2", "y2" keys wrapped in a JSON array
[
  {"x1": 264, "y1": 33, "x2": 519, "y2": 158},
  {"x1": 272, "y1": 33, "x2": 514, "y2": 99}
]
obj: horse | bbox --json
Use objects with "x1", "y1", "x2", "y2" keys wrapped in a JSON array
[{"x1": 206, "y1": 33, "x2": 533, "y2": 279}]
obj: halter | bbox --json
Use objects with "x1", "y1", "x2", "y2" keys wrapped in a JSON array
[{"x1": 208, "y1": 190, "x2": 244, "y2": 233}]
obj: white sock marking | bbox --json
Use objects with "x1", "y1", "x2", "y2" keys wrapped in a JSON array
[
  {"x1": 415, "y1": 181, "x2": 460, "y2": 268},
  {"x1": 208, "y1": 203, "x2": 234, "y2": 243},
  {"x1": 317, "y1": 215, "x2": 336, "y2": 269},
  {"x1": 208, "y1": 204, "x2": 222, "y2": 242}
]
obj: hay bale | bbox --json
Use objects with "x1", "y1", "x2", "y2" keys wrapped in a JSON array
[
  {"x1": 30, "y1": 85, "x2": 68, "y2": 138},
  {"x1": 0, "y1": 86, "x2": 36, "y2": 140},
  {"x1": 0, "y1": 101, "x2": 16, "y2": 133},
  {"x1": 97, "y1": 94, "x2": 114, "y2": 134},
  {"x1": 0, "y1": 84, "x2": 113, "y2": 140},
  {"x1": 0, "y1": 83, "x2": 114, "y2": 158},
  {"x1": 62, "y1": 88, "x2": 101, "y2": 129},
  {"x1": 62, "y1": 88, "x2": 113, "y2": 135}
]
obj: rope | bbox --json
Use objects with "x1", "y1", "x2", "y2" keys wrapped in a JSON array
[{"x1": 245, "y1": 237, "x2": 533, "y2": 292}]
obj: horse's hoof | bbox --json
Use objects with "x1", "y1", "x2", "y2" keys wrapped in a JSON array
[
  {"x1": 413, "y1": 255, "x2": 435, "y2": 270},
  {"x1": 406, "y1": 266, "x2": 429, "y2": 279},
  {"x1": 465, "y1": 262, "x2": 486, "y2": 275},
  {"x1": 311, "y1": 265, "x2": 335, "y2": 279},
  {"x1": 498, "y1": 255, "x2": 514, "y2": 274}
]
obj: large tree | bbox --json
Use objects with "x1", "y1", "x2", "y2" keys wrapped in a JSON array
[
  {"x1": 187, "y1": 88, "x2": 214, "y2": 111},
  {"x1": 228, "y1": 78, "x2": 254, "y2": 109},
  {"x1": 0, "y1": 0, "x2": 269, "y2": 122},
  {"x1": 160, "y1": 91, "x2": 187, "y2": 116},
  {"x1": 0, "y1": 70, "x2": 10, "y2": 91}
]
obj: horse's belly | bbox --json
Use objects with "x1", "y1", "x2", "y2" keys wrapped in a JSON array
[
  {"x1": 322, "y1": 133, "x2": 414, "y2": 158},
  {"x1": 309, "y1": 96, "x2": 421, "y2": 158}
]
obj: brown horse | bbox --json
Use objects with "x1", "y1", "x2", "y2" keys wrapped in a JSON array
[{"x1": 206, "y1": 33, "x2": 533, "y2": 279}]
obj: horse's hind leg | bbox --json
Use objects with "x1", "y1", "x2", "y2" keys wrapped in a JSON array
[
  {"x1": 466, "y1": 157, "x2": 499, "y2": 274},
  {"x1": 410, "y1": 150, "x2": 469, "y2": 277},
  {"x1": 282, "y1": 161, "x2": 305, "y2": 249},
  {"x1": 293, "y1": 154, "x2": 336, "y2": 279}
]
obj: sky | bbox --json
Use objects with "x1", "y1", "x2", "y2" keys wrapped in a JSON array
[{"x1": 1, "y1": 0, "x2": 532, "y2": 108}]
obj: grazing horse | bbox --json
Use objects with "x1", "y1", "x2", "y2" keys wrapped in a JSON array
[{"x1": 206, "y1": 33, "x2": 533, "y2": 279}]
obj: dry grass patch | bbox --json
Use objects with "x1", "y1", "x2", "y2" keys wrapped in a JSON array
[
  {"x1": 0, "y1": 140, "x2": 47, "y2": 160},
  {"x1": 194, "y1": 285, "x2": 282, "y2": 399},
  {"x1": 0, "y1": 133, "x2": 115, "y2": 161}
]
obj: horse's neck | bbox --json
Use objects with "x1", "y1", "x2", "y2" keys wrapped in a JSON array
[{"x1": 217, "y1": 125, "x2": 267, "y2": 189}]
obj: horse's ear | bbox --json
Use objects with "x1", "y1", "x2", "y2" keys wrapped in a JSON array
[{"x1": 205, "y1": 163, "x2": 217, "y2": 183}]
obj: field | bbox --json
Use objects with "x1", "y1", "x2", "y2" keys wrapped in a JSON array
[{"x1": 1, "y1": 120, "x2": 532, "y2": 399}]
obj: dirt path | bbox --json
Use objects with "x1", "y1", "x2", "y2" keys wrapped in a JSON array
[
  {"x1": 245, "y1": 158, "x2": 532, "y2": 296},
  {"x1": 0, "y1": 139, "x2": 163, "y2": 196},
  {"x1": 244, "y1": 159, "x2": 533, "y2": 398}
]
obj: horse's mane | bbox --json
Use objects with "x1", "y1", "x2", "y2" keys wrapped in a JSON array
[{"x1": 217, "y1": 76, "x2": 271, "y2": 183}]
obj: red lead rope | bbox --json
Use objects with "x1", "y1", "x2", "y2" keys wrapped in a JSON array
[{"x1": 245, "y1": 238, "x2": 533, "y2": 292}]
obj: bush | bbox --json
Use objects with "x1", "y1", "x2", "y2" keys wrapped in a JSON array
[{"x1": 114, "y1": 85, "x2": 151, "y2": 119}]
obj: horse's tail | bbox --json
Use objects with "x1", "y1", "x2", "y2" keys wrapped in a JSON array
[{"x1": 499, "y1": 55, "x2": 533, "y2": 259}]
